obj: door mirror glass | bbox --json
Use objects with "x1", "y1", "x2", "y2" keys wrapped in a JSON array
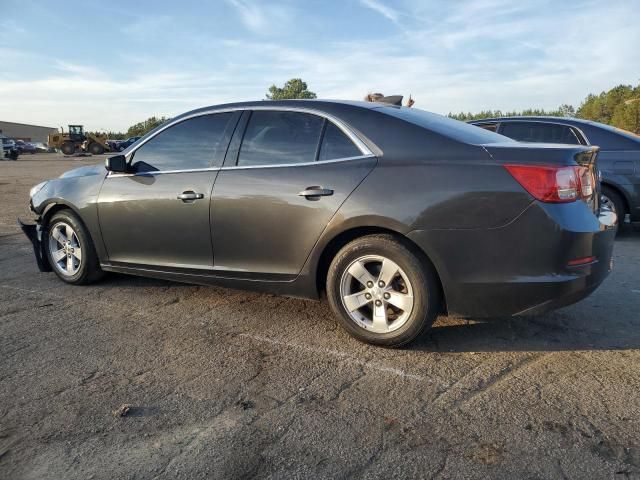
[{"x1": 105, "y1": 154, "x2": 127, "y2": 172}]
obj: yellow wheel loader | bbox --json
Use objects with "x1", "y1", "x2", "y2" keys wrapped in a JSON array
[{"x1": 48, "y1": 125, "x2": 111, "y2": 155}]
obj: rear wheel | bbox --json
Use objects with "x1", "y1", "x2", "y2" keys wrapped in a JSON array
[
  {"x1": 61, "y1": 142, "x2": 75, "y2": 155},
  {"x1": 45, "y1": 210, "x2": 104, "y2": 285},
  {"x1": 326, "y1": 234, "x2": 441, "y2": 347},
  {"x1": 88, "y1": 142, "x2": 104, "y2": 155},
  {"x1": 601, "y1": 186, "x2": 625, "y2": 235}
]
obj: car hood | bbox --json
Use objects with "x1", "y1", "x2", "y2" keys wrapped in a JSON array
[{"x1": 59, "y1": 163, "x2": 105, "y2": 179}]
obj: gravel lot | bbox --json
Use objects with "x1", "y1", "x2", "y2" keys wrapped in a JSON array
[{"x1": 1, "y1": 154, "x2": 639, "y2": 479}]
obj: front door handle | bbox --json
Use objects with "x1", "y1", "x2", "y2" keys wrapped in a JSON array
[
  {"x1": 177, "y1": 191, "x2": 204, "y2": 202},
  {"x1": 298, "y1": 186, "x2": 334, "y2": 199}
]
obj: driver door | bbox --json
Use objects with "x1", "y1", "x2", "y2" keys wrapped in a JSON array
[{"x1": 97, "y1": 112, "x2": 239, "y2": 270}]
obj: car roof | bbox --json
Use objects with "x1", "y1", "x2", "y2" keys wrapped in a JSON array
[{"x1": 175, "y1": 99, "x2": 509, "y2": 147}]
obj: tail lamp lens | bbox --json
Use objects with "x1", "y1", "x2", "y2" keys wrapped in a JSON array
[{"x1": 504, "y1": 164, "x2": 593, "y2": 203}]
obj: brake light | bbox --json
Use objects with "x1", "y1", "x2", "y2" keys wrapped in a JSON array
[
  {"x1": 504, "y1": 164, "x2": 592, "y2": 203},
  {"x1": 567, "y1": 256, "x2": 597, "y2": 266}
]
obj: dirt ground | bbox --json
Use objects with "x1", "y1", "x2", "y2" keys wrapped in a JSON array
[{"x1": 1, "y1": 154, "x2": 639, "y2": 479}]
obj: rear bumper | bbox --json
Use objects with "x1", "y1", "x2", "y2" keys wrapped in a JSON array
[
  {"x1": 18, "y1": 218, "x2": 51, "y2": 272},
  {"x1": 408, "y1": 201, "x2": 616, "y2": 318}
]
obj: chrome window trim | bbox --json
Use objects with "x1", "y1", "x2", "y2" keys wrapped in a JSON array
[
  {"x1": 222, "y1": 154, "x2": 375, "y2": 171},
  {"x1": 123, "y1": 105, "x2": 374, "y2": 159},
  {"x1": 106, "y1": 154, "x2": 376, "y2": 178},
  {"x1": 107, "y1": 154, "x2": 375, "y2": 178}
]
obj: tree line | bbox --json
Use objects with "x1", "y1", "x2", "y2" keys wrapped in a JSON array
[
  {"x1": 105, "y1": 79, "x2": 640, "y2": 138},
  {"x1": 448, "y1": 82, "x2": 640, "y2": 134}
]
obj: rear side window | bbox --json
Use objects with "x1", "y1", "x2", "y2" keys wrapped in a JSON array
[
  {"x1": 132, "y1": 112, "x2": 234, "y2": 172},
  {"x1": 238, "y1": 111, "x2": 324, "y2": 166},
  {"x1": 319, "y1": 122, "x2": 361, "y2": 160},
  {"x1": 501, "y1": 122, "x2": 582, "y2": 144}
]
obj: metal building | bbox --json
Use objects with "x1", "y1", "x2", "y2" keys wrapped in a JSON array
[{"x1": 0, "y1": 121, "x2": 58, "y2": 143}]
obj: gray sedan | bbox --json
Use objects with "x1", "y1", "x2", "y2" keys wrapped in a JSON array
[{"x1": 21, "y1": 100, "x2": 616, "y2": 346}]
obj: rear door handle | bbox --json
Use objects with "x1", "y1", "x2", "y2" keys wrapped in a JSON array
[
  {"x1": 298, "y1": 187, "x2": 334, "y2": 198},
  {"x1": 177, "y1": 191, "x2": 204, "y2": 201}
]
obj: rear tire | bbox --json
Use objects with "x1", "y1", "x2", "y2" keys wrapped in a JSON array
[
  {"x1": 45, "y1": 210, "x2": 104, "y2": 285},
  {"x1": 326, "y1": 234, "x2": 441, "y2": 347},
  {"x1": 601, "y1": 186, "x2": 625, "y2": 235},
  {"x1": 88, "y1": 142, "x2": 104, "y2": 155},
  {"x1": 61, "y1": 142, "x2": 75, "y2": 155}
]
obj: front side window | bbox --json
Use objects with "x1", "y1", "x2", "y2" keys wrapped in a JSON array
[
  {"x1": 132, "y1": 113, "x2": 234, "y2": 172},
  {"x1": 501, "y1": 122, "x2": 581, "y2": 145},
  {"x1": 319, "y1": 122, "x2": 361, "y2": 160},
  {"x1": 237, "y1": 111, "x2": 324, "y2": 166}
]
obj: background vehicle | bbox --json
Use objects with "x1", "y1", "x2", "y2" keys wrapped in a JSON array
[
  {"x1": 30, "y1": 141, "x2": 52, "y2": 153},
  {"x1": 113, "y1": 136, "x2": 141, "y2": 151},
  {"x1": 15, "y1": 140, "x2": 37, "y2": 154},
  {"x1": 1, "y1": 136, "x2": 19, "y2": 160},
  {"x1": 22, "y1": 101, "x2": 616, "y2": 347},
  {"x1": 470, "y1": 117, "x2": 640, "y2": 231},
  {"x1": 47, "y1": 125, "x2": 111, "y2": 155}
]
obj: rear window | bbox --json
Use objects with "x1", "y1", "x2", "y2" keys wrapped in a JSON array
[
  {"x1": 238, "y1": 111, "x2": 324, "y2": 166},
  {"x1": 501, "y1": 122, "x2": 582, "y2": 144},
  {"x1": 378, "y1": 106, "x2": 512, "y2": 145}
]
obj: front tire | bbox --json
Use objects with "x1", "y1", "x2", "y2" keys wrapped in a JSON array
[
  {"x1": 61, "y1": 142, "x2": 75, "y2": 155},
  {"x1": 45, "y1": 210, "x2": 103, "y2": 284},
  {"x1": 326, "y1": 234, "x2": 441, "y2": 347}
]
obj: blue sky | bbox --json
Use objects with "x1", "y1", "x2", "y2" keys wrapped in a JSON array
[{"x1": 1, "y1": 0, "x2": 638, "y2": 131}]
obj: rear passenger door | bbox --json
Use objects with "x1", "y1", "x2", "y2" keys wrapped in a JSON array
[{"x1": 210, "y1": 109, "x2": 377, "y2": 278}]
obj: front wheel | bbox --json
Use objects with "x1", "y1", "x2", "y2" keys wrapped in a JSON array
[
  {"x1": 326, "y1": 234, "x2": 441, "y2": 347},
  {"x1": 61, "y1": 142, "x2": 75, "y2": 155},
  {"x1": 45, "y1": 210, "x2": 104, "y2": 284}
]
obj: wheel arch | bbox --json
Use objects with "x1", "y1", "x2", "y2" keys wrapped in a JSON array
[
  {"x1": 314, "y1": 225, "x2": 447, "y2": 313},
  {"x1": 41, "y1": 200, "x2": 83, "y2": 227}
]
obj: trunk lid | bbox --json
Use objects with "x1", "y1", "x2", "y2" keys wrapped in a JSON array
[{"x1": 483, "y1": 143, "x2": 600, "y2": 214}]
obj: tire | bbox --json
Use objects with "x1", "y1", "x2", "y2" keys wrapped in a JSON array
[
  {"x1": 61, "y1": 142, "x2": 76, "y2": 155},
  {"x1": 45, "y1": 210, "x2": 104, "y2": 285},
  {"x1": 326, "y1": 234, "x2": 441, "y2": 347},
  {"x1": 601, "y1": 186, "x2": 625, "y2": 235},
  {"x1": 88, "y1": 142, "x2": 104, "y2": 155}
]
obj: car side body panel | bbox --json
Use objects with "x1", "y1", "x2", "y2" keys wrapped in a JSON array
[{"x1": 31, "y1": 168, "x2": 108, "y2": 261}]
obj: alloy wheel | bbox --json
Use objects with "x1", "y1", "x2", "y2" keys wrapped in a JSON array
[
  {"x1": 339, "y1": 255, "x2": 414, "y2": 333},
  {"x1": 48, "y1": 222, "x2": 82, "y2": 276}
]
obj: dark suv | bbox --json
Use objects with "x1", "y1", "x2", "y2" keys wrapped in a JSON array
[{"x1": 470, "y1": 117, "x2": 640, "y2": 230}]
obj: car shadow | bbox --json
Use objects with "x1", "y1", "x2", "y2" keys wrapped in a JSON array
[{"x1": 409, "y1": 308, "x2": 640, "y2": 353}]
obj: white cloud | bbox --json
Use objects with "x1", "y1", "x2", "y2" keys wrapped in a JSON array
[
  {"x1": 224, "y1": 0, "x2": 293, "y2": 35},
  {"x1": 359, "y1": 0, "x2": 400, "y2": 24}
]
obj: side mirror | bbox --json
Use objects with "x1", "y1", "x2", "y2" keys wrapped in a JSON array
[{"x1": 105, "y1": 155, "x2": 127, "y2": 173}]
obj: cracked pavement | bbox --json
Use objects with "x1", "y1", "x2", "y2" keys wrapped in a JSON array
[{"x1": 1, "y1": 155, "x2": 639, "y2": 479}]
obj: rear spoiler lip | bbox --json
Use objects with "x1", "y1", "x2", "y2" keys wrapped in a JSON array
[{"x1": 481, "y1": 143, "x2": 599, "y2": 166}]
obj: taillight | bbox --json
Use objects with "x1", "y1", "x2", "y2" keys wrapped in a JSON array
[{"x1": 504, "y1": 164, "x2": 593, "y2": 203}]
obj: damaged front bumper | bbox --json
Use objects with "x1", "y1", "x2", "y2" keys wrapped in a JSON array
[{"x1": 18, "y1": 218, "x2": 51, "y2": 272}]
